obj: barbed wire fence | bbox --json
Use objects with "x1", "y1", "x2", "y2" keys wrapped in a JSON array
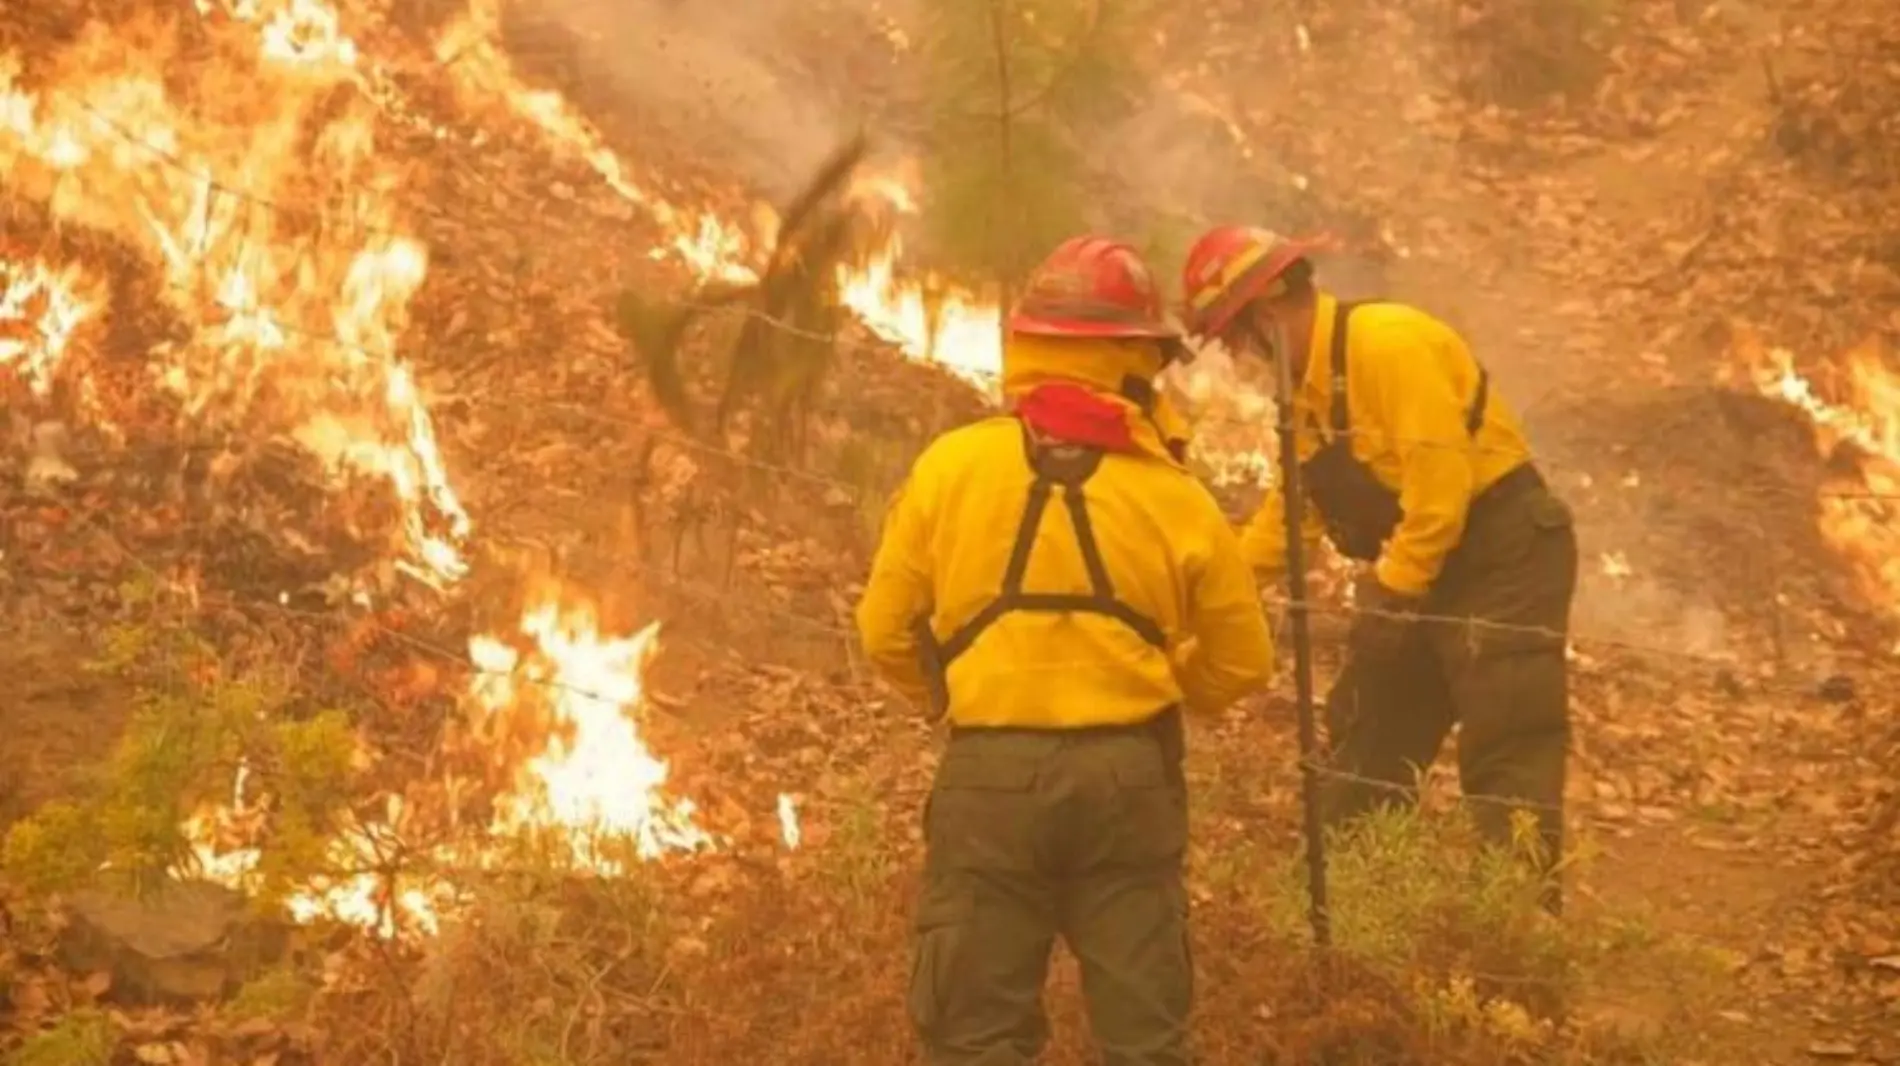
[{"x1": 3, "y1": 73, "x2": 1895, "y2": 948}]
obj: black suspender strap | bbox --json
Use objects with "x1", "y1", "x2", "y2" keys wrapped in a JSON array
[
  {"x1": 913, "y1": 424, "x2": 1170, "y2": 716},
  {"x1": 1465, "y1": 368, "x2": 1490, "y2": 436},
  {"x1": 1327, "y1": 300, "x2": 1355, "y2": 436},
  {"x1": 1324, "y1": 300, "x2": 1489, "y2": 441}
]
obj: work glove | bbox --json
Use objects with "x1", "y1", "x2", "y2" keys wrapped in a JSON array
[{"x1": 1347, "y1": 572, "x2": 1423, "y2": 662}]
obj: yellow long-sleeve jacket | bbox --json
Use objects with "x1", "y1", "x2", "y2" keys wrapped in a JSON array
[
  {"x1": 855, "y1": 335, "x2": 1276, "y2": 728},
  {"x1": 1241, "y1": 292, "x2": 1534, "y2": 596}
]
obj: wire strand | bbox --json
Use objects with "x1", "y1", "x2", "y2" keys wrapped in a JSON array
[
  {"x1": 1, "y1": 66, "x2": 1889, "y2": 709},
  {"x1": 17, "y1": 89, "x2": 1897, "y2": 504}
]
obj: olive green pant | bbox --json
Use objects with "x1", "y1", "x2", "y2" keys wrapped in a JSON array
[
  {"x1": 910, "y1": 723, "x2": 1192, "y2": 1066},
  {"x1": 1323, "y1": 479, "x2": 1578, "y2": 911}
]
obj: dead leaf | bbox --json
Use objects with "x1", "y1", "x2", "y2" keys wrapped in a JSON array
[
  {"x1": 81, "y1": 970, "x2": 112, "y2": 999},
  {"x1": 11, "y1": 977, "x2": 50, "y2": 1019},
  {"x1": 230, "y1": 1017, "x2": 279, "y2": 1040}
]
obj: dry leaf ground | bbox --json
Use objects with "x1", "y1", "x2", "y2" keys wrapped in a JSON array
[{"x1": 3, "y1": 0, "x2": 1897, "y2": 1063}]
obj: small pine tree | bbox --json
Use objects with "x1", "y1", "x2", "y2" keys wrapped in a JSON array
[
  {"x1": 916, "y1": 0, "x2": 1152, "y2": 312},
  {"x1": 2, "y1": 579, "x2": 364, "y2": 907}
]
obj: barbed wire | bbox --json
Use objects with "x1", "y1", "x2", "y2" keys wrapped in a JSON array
[
  {"x1": 10, "y1": 442, "x2": 1893, "y2": 708},
  {"x1": 4, "y1": 58, "x2": 1895, "y2": 711},
  {"x1": 14, "y1": 494, "x2": 1871, "y2": 728},
  {"x1": 13, "y1": 491, "x2": 1813, "y2": 875},
  {"x1": 1294, "y1": 759, "x2": 1569, "y2": 817},
  {"x1": 5, "y1": 494, "x2": 864, "y2": 711},
  {"x1": 64, "y1": 98, "x2": 408, "y2": 238},
  {"x1": 17, "y1": 87, "x2": 1003, "y2": 381},
  {"x1": 46, "y1": 86, "x2": 983, "y2": 361},
  {"x1": 11, "y1": 344, "x2": 1887, "y2": 680},
  {"x1": 17, "y1": 84, "x2": 1900, "y2": 513},
  {"x1": 29, "y1": 363, "x2": 1900, "y2": 512},
  {"x1": 1259, "y1": 592, "x2": 1844, "y2": 673},
  {"x1": 9, "y1": 400, "x2": 1891, "y2": 705},
  {"x1": 14, "y1": 286, "x2": 1882, "y2": 523},
  {"x1": 40, "y1": 83, "x2": 1893, "y2": 500},
  {"x1": 3, "y1": 514, "x2": 1825, "y2": 887}
]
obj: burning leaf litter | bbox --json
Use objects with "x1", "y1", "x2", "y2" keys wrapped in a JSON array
[
  {"x1": 468, "y1": 599, "x2": 709, "y2": 864},
  {"x1": 1, "y1": 0, "x2": 1893, "y2": 953},
  {"x1": 438, "y1": 0, "x2": 1010, "y2": 387},
  {"x1": 0, "y1": 0, "x2": 830, "y2": 936},
  {"x1": 1748, "y1": 336, "x2": 1900, "y2": 619},
  {"x1": 0, "y1": 258, "x2": 96, "y2": 396}
]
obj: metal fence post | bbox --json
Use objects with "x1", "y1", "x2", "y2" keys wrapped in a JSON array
[{"x1": 1274, "y1": 344, "x2": 1332, "y2": 948}]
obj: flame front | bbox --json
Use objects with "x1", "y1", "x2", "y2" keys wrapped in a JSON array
[
  {"x1": 1753, "y1": 340, "x2": 1900, "y2": 615},
  {"x1": 1, "y1": 1, "x2": 729, "y2": 934},
  {"x1": 0, "y1": 0, "x2": 1323, "y2": 944},
  {"x1": 0, "y1": 9, "x2": 469, "y2": 586},
  {"x1": 432, "y1": 6, "x2": 1010, "y2": 388}
]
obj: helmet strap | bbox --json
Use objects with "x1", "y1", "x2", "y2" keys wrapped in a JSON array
[
  {"x1": 1238, "y1": 313, "x2": 1276, "y2": 361},
  {"x1": 1118, "y1": 374, "x2": 1157, "y2": 416}
]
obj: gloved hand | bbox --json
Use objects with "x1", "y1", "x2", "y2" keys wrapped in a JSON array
[{"x1": 1348, "y1": 572, "x2": 1422, "y2": 662}]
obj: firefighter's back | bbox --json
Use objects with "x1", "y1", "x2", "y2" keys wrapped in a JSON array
[
  {"x1": 870, "y1": 234, "x2": 1272, "y2": 1066},
  {"x1": 909, "y1": 414, "x2": 1261, "y2": 730}
]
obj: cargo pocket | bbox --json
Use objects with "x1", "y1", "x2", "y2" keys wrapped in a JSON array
[
  {"x1": 907, "y1": 882, "x2": 972, "y2": 1043},
  {"x1": 1106, "y1": 747, "x2": 1188, "y2": 869},
  {"x1": 926, "y1": 748, "x2": 1041, "y2": 871},
  {"x1": 1448, "y1": 493, "x2": 1577, "y2": 660},
  {"x1": 1521, "y1": 493, "x2": 1579, "y2": 645}
]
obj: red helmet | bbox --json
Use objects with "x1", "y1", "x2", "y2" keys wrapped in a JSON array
[
  {"x1": 1180, "y1": 225, "x2": 1338, "y2": 339},
  {"x1": 1009, "y1": 236, "x2": 1179, "y2": 340}
]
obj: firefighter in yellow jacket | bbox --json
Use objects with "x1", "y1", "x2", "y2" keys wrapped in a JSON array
[
  {"x1": 856, "y1": 235, "x2": 1275, "y2": 1065},
  {"x1": 1180, "y1": 226, "x2": 1578, "y2": 911}
]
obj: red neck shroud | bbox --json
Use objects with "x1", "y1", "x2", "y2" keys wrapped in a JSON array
[{"x1": 1013, "y1": 383, "x2": 1139, "y2": 454}]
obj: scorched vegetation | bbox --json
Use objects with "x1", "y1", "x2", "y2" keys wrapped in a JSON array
[{"x1": 1, "y1": 0, "x2": 1896, "y2": 1064}]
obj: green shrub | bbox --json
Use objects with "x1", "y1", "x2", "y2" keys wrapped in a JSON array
[
  {"x1": 5, "y1": 1009, "x2": 112, "y2": 1066},
  {"x1": 3, "y1": 580, "x2": 364, "y2": 908},
  {"x1": 1249, "y1": 804, "x2": 1727, "y2": 1061}
]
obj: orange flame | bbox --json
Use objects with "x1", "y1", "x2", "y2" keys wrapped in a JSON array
[
  {"x1": 469, "y1": 597, "x2": 711, "y2": 867},
  {"x1": 0, "y1": 257, "x2": 97, "y2": 396},
  {"x1": 432, "y1": 7, "x2": 1011, "y2": 388},
  {"x1": 433, "y1": 0, "x2": 761, "y2": 284},
  {"x1": 194, "y1": 0, "x2": 362, "y2": 68},
  {"x1": 0, "y1": 0, "x2": 1072, "y2": 942},
  {"x1": 776, "y1": 793, "x2": 801, "y2": 849},
  {"x1": 0, "y1": 13, "x2": 469, "y2": 587},
  {"x1": 1163, "y1": 338, "x2": 1280, "y2": 488},
  {"x1": 0, "y1": 5, "x2": 603, "y2": 937},
  {"x1": 1751, "y1": 337, "x2": 1900, "y2": 617}
]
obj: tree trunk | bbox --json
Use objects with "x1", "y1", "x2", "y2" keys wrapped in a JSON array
[{"x1": 989, "y1": 0, "x2": 1016, "y2": 351}]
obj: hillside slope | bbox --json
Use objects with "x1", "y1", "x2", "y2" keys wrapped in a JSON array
[{"x1": 1, "y1": 0, "x2": 1895, "y2": 1063}]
